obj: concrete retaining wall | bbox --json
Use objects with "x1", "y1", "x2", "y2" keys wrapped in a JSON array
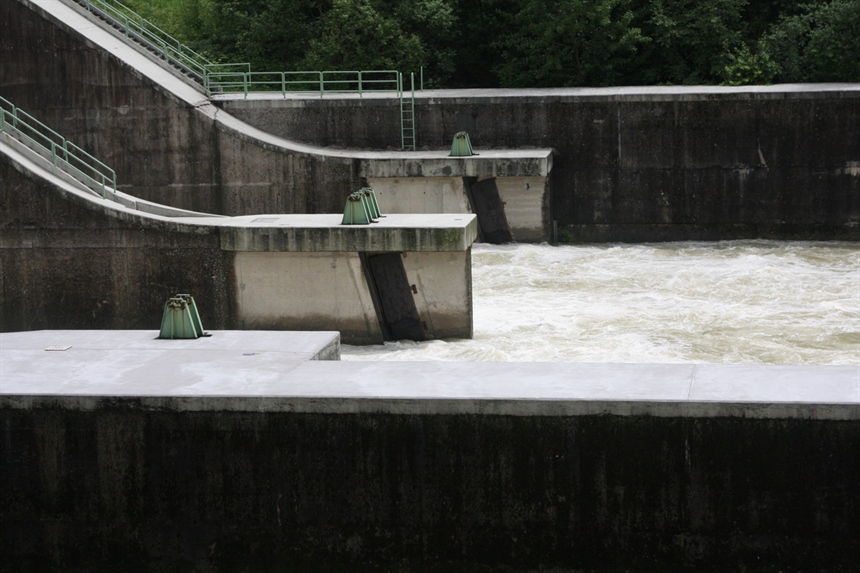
[
  {"x1": 0, "y1": 144, "x2": 233, "y2": 332},
  {"x1": 1, "y1": 398, "x2": 857, "y2": 572},
  {"x1": 6, "y1": 0, "x2": 854, "y2": 241},
  {"x1": 0, "y1": 142, "x2": 476, "y2": 342},
  {"x1": 0, "y1": 0, "x2": 362, "y2": 217},
  {"x1": 221, "y1": 89, "x2": 860, "y2": 242}
]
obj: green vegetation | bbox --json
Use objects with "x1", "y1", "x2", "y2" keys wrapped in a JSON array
[{"x1": 116, "y1": 0, "x2": 860, "y2": 87}]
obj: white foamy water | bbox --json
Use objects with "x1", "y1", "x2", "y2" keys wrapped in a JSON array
[{"x1": 342, "y1": 241, "x2": 860, "y2": 365}]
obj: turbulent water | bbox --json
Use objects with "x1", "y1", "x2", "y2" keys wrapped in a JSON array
[{"x1": 342, "y1": 241, "x2": 860, "y2": 365}]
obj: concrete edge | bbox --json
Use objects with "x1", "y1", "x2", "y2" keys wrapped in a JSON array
[
  {"x1": 1, "y1": 140, "x2": 479, "y2": 252},
  {"x1": 1, "y1": 395, "x2": 857, "y2": 420},
  {"x1": 23, "y1": 0, "x2": 555, "y2": 173}
]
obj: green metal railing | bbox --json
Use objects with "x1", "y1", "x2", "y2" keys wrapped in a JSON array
[
  {"x1": 78, "y1": 0, "x2": 218, "y2": 84},
  {"x1": 74, "y1": 0, "x2": 419, "y2": 146},
  {"x1": 400, "y1": 72, "x2": 416, "y2": 150},
  {"x1": 0, "y1": 96, "x2": 117, "y2": 197},
  {"x1": 203, "y1": 69, "x2": 401, "y2": 98},
  {"x1": 76, "y1": 0, "x2": 406, "y2": 98}
]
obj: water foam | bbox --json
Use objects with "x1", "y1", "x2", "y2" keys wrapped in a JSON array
[{"x1": 343, "y1": 241, "x2": 860, "y2": 364}]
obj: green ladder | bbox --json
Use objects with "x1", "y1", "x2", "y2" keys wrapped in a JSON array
[{"x1": 400, "y1": 72, "x2": 416, "y2": 150}]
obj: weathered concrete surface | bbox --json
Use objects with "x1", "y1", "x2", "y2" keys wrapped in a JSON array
[
  {"x1": 0, "y1": 330, "x2": 342, "y2": 393},
  {"x1": 0, "y1": 137, "x2": 234, "y2": 333},
  {"x1": 232, "y1": 252, "x2": 382, "y2": 343},
  {"x1": 6, "y1": 1, "x2": 855, "y2": 242},
  {"x1": 0, "y1": 0, "x2": 551, "y2": 241},
  {"x1": 221, "y1": 86, "x2": 860, "y2": 242},
  {"x1": 1, "y1": 139, "x2": 476, "y2": 342},
  {"x1": 216, "y1": 213, "x2": 477, "y2": 253},
  {"x1": 366, "y1": 175, "x2": 550, "y2": 242},
  {"x1": 1, "y1": 332, "x2": 858, "y2": 571},
  {"x1": 368, "y1": 176, "x2": 472, "y2": 215},
  {"x1": 401, "y1": 250, "x2": 473, "y2": 340},
  {"x1": 0, "y1": 0, "x2": 361, "y2": 216}
]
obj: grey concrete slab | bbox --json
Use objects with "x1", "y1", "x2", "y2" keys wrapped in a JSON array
[
  {"x1": 283, "y1": 361, "x2": 695, "y2": 401},
  {"x1": 690, "y1": 363, "x2": 860, "y2": 404},
  {"x1": 3, "y1": 331, "x2": 857, "y2": 419},
  {"x1": 0, "y1": 329, "x2": 340, "y2": 354},
  {"x1": 0, "y1": 330, "x2": 340, "y2": 395},
  {"x1": 213, "y1": 213, "x2": 479, "y2": 252}
]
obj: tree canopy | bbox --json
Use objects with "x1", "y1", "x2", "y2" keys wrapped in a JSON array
[{"x1": 118, "y1": 0, "x2": 860, "y2": 87}]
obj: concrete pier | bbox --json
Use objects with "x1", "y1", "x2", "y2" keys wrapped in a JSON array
[
  {"x1": 1, "y1": 330, "x2": 858, "y2": 572},
  {"x1": 1, "y1": 133, "x2": 478, "y2": 342}
]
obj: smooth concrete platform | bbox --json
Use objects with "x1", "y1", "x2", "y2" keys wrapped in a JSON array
[
  {"x1": 2, "y1": 331, "x2": 857, "y2": 420},
  {"x1": 0, "y1": 330, "x2": 340, "y2": 396}
]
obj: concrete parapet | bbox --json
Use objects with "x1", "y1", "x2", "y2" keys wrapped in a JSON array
[
  {"x1": 356, "y1": 149, "x2": 553, "y2": 179},
  {"x1": 215, "y1": 213, "x2": 477, "y2": 253},
  {"x1": 1, "y1": 330, "x2": 858, "y2": 571}
]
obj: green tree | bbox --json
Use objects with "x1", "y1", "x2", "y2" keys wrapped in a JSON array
[
  {"x1": 302, "y1": 0, "x2": 425, "y2": 72},
  {"x1": 760, "y1": 0, "x2": 860, "y2": 82},
  {"x1": 491, "y1": 0, "x2": 646, "y2": 87},
  {"x1": 722, "y1": 43, "x2": 779, "y2": 85},
  {"x1": 647, "y1": 0, "x2": 747, "y2": 84},
  {"x1": 184, "y1": 0, "x2": 322, "y2": 70},
  {"x1": 388, "y1": 0, "x2": 458, "y2": 86}
]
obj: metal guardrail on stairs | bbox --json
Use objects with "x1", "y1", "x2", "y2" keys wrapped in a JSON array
[
  {"x1": 72, "y1": 0, "x2": 420, "y2": 148},
  {"x1": 0, "y1": 95, "x2": 117, "y2": 198},
  {"x1": 76, "y1": 0, "x2": 217, "y2": 85}
]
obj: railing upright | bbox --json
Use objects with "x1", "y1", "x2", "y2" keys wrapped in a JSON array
[{"x1": 0, "y1": 96, "x2": 116, "y2": 199}]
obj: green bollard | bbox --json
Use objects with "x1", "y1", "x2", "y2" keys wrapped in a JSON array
[
  {"x1": 158, "y1": 294, "x2": 206, "y2": 339},
  {"x1": 341, "y1": 191, "x2": 375, "y2": 225},
  {"x1": 450, "y1": 131, "x2": 474, "y2": 156}
]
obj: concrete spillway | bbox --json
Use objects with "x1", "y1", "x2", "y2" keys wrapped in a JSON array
[{"x1": 1, "y1": 0, "x2": 554, "y2": 242}]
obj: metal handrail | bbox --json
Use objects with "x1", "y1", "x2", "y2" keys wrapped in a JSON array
[
  {"x1": 399, "y1": 72, "x2": 417, "y2": 150},
  {"x1": 75, "y1": 0, "x2": 406, "y2": 98},
  {"x1": 78, "y1": 0, "x2": 216, "y2": 83},
  {"x1": 204, "y1": 69, "x2": 401, "y2": 98},
  {"x1": 0, "y1": 96, "x2": 117, "y2": 198}
]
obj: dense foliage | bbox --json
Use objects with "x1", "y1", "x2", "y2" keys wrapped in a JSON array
[{"x1": 120, "y1": 0, "x2": 860, "y2": 87}]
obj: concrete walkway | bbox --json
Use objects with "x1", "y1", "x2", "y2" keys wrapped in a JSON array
[{"x1": 2, "y1": 330, "x2": 857, "y2": 420}]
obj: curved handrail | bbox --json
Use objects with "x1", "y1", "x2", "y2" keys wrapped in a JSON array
[
  {"x1": 74, "y1": 0, "x2": 410, "y2": 98},
  {"x1": 0, "y1": 96, "x2": 117, "y2": 197}
]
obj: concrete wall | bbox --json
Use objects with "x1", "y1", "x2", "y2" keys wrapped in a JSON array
[
  {"x1": 1, "y1": 399, "x2": 857, "y2": 572},
  {"x1": 0, "y1": 0, "x2": 362, "y2": 217},
  {"x1": 367, "y1": 176, "x2": 550, "y2": 242},
  {"x1": 367, "y1": 176, "x2": 472, "y2": 215},
  {"x1": 9, "y1": 1, "x2": 849, "y2": 242},
  {"x1": 221, "y1": 90, "x2": 860, "y2": 242},
  {"x1": 0, "y1": 145, "x2": 233, "y2": 332},
  {"x1": 233, "y1": 252, "x2": 384, "y2": 343},
  {"x1": 402, "y1": 250, "x2": 472, "y2": 339},
  {"x1": 0, "y1": 144, "x2": 475, "y2": 342}
]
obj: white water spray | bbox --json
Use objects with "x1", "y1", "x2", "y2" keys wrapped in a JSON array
[{"x1": 343, "y1": 241, "x2": 859, "y2": 365}]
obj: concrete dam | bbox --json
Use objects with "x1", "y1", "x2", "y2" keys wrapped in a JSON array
[{"x1": 1, "y1": 0, "x2": 858, "y2": 572}]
